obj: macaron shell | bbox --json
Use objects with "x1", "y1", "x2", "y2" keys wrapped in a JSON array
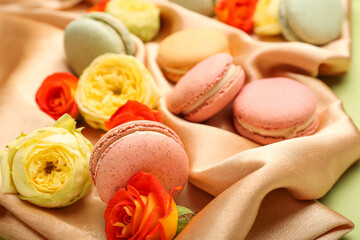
[
  {"x1": 278, "y1": 0, "x2": 302, "y2": 42},
  {"x1": 233, "y1": 114, "x2": 320, "y2": 145},
  {"x1": 157, "y1": 28, "x2": 230, "y2": 82},
  {"x1": 89, "y1": 120, "x2": 184, "y2": 183},
  {"x1": 185, "y1": 65, "x2": 245, "y2": 122},
  {"x1": 159, "y1": 69, "x2": 185, "y2": 83},
  {"x1": 64, "y1": 12, "x2": 135, "y2": 76},
  {"x1": 168, "y1": 53, "x2": 235, "y2": 114},
  {"x1": 84, "y1": 12, "x2": 135, "y2": 56},
  {"x1": 94, "y1": 131, "x2": 189, "y2": 203},
  {"x1": 64, "y1": 18, "x2": 125, "y2": 76},
  {"x1": 282, "y1": 0, "x2": 344, "y2": 45},
  {"x1": 233, "y1": 78, "x2": 317, "y2": 129}
]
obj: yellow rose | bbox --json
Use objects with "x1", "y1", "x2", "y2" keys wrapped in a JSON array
[
  {"x1": 76, "y1": 53, "x2": 161, "y2": 130},
  {"x1": 105, "y1": 0, "x2": 160, "y2": 42},
  {"x1": 0, "y1": 114, "x2": 92, "y2": 208},
  {"x1": 253, "y1": 0, "x2": 282, "y2": 36}
]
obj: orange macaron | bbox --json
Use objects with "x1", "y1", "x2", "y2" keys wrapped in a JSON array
[{"x1": 157, "y1": 28, "x2": 230, "y2": 83}]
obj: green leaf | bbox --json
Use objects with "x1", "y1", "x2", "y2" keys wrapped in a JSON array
[{"x1": 176, "y1": 205, "x2": 195, "y2": 236}]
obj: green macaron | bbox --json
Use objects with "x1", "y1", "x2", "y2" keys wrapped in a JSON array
[
  {"x1": 279, "y1": 0, "x2": 344, "y2": 45},
  {"x1": 64, "y1": 12, "x2": 135, "y2": 77}
]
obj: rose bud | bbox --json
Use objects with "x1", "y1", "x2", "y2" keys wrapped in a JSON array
[
  {"x1": 215, "y1": 0, "x2": 259, "y2": 34},
  {"x1": 104, "y1": 171, "x2": 181, "y2": 240},
  {"x1": 105, "y1": 100, "x2": 162, "y2": 130},
  {"x1": 35, "y1": 72, "x2": 79, "y2": 120},
  {"x1": 87, "y1": 0, "x2": 110, "y2": 12}
]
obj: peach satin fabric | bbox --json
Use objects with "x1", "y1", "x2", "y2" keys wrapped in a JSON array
[{"x1": 1, "y1": 0, "x2": 359, "y2": 239}]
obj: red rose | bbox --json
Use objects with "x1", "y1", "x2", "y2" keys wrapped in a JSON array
[
  {"x1": 214, "y1": 0, "x2": 259, "y2": 34},
  {"x1": 105, "y1": 171, "x2": 180, "y2": 240},
  {"x1": 35, "y1": 72, "x2": 79, "y2": 120},
  {"x1": 105, "y1": 100, "x2": 163, "y2": 130},
  {"x1": 87, "y1": 0, "x2": 110, "y2": 12}
]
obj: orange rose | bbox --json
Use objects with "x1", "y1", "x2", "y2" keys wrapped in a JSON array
[
  {"x1": 104, "y1": 171, "x2": 180, "y2": 240},
  {"x1": 104, "y1": 100, "x2": 163, "y2": 131},
  {"x1": 87, "y1": 0, "x2": 110, "y2": 12},
  {"x1": 214, "y1": 0, "x2": 259, "y2": 34},
  {"x1": 35, "y1": 72, "x2": 79, "y2": 120}
]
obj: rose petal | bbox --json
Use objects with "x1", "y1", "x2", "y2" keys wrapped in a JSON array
[
  {"x1": 105, "y1": 172, "x2": 179, "y2": 240},
  {"x1": 35, "y1": 72, "x2": 79, "y2": 120},
  {"x1": 215, "y1": 0, "x2": 258, "y2": 33},
  {"x1": 157, "y1": 199, "x2": 178, "y2": 239},
  {"x1": 87, "y1": 0, "x2": 110, "y2": 12},
  {"x1": 147, "y1": 186, "x2": 181, "y2": 239},
  {"x1": 128, "y1": 171, "x2": 168, "y2": 213},
  {"x1": 105, "y1": 100, "x2": 162, "y2": 130},
  {"x1": 131, "y1": 198, "x2": 145, "y2": 235},
  {"x1": 132, "y1": 193, "x2": 162, "y2": 239},
  {"x1": 105, "y1": 188, "x2": 132, "y2": 222}
]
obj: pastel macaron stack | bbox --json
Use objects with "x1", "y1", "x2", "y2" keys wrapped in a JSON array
[
  {"x1": 168, "y1": 53, "x2": 245, "y2": 122},
  {"x1": 157, "y1": 28, "x2": 230, "y2": 83},
  {"x1": 89, "y1": 120, "x2": 189, "y2": 203},
  {"x1": 233, "y1": 77, "x2": 319, "y2": 145},
  {"x1": 64, "y1": 12, "x2": 135, "y2": 76}
]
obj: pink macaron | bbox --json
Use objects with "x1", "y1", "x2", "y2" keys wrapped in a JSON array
[
  {"x1": 167, "y1": 53, "x2": 245, "y2": 122},
  {"x1": 233, "y1": 77, "x2": 320, "y2": 145},
  {"x1": 90, "y1": 120, "x2": 189, "y2": 203}
]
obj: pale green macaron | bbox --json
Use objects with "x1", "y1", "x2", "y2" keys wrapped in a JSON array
[
  {"x1": 279, "y1": 0, "x2": 344, "y2": 45},
  {"x1": 64, "y1": 12, "x2": 135, "y2": 77}
]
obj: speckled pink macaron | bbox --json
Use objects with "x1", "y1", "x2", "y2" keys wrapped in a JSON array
[
  {"x1": 90, "y1": 120, "x2": 189, "y2": 203},
  {"x1": 233, "y1": 77, "x2": 320, "y2": 145},
  {"x1": 167, "y1": 53, "x2": 245, "y2": 122}
]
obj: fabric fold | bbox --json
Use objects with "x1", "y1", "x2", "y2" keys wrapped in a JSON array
[{"x1": 0, "y1": 0, "x2": 84, "y2": 10}]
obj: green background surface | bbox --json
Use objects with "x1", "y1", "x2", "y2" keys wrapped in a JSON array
[{"x1": 320, "y1": 0, "x2": 360, "y2": 239}]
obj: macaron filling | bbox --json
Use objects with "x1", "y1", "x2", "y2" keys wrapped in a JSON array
[
  {"x1": 182, "y1": 64, "x2": 240, "y2": 115},
  {"x1": 235, "y1": 113, "x2": 317, "y2": 138}
]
